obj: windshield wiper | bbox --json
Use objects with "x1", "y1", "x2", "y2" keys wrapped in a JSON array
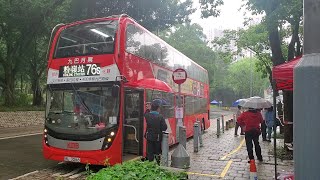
[{"x1": 71, "y1": 84, "x2": 94, "y2": 116}]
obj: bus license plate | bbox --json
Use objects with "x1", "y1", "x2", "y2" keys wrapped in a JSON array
[{"x1": 64, "y1": 156, "x2": 81, "y2": 162}]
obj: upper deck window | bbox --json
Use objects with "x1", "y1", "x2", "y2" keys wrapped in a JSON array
[{"x1": 54, "y1": 21, "x2": 118, "y2": 58}]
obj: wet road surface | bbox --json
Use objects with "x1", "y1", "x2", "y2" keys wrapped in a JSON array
[{"x1": 0, "y1": 134, "x2": 57, "y2": 180}]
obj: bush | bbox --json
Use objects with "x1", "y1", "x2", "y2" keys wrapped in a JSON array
[
  {"x1": 0, "y1": 105, "x2": 45, "y2": 112},
  {"x1": 268, "y1": 146, "x2": 293, "y2": 160},
  {"x1": 86, "y1": 160, "x2": 187, "y2": 180},
  {"x1": 0, "y1": 92, "x2": 45, "y2": 111},
  {"x1": 15, "y1": 93, "x2": 33, "y2": 106}
]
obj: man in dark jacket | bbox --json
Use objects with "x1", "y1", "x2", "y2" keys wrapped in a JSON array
[{"x1": 144, "y1": 99, "x2": 167, "y2": 164}]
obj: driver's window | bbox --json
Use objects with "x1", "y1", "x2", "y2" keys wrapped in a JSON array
[{"x1": 63, "y1": 93, "x2": 74, "y2": 112}]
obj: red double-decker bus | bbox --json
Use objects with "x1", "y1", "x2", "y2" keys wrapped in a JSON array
[{"x1": 43, "y1": 15, "x2": 210, "y2": 165}]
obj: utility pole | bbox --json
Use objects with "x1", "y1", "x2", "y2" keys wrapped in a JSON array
[
  {"x1": 250, "y1": 59, "x2": 253, "y2": 97},
  {"x1": 294, "y1": 0, "x2": 320, "y2": 179}
]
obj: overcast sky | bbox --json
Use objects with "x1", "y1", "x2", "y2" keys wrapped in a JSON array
[{"x1": 190, "y1": 0, "x2": 247, "y2": 33}]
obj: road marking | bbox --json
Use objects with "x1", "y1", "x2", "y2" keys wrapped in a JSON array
[
  {"x1": 9, "y1": 170, "x2": 39, "y2": 180},
  {"x1": 186, "y1": 172, "x2": 221, "y2": 178},
  {"x1": 69, "y1": 171, "x2": 86, "y2": 179},
  {"x1": 0, "y1": 132, "x2": 42, "y2": 140},
  {"x1": 220, "y1": 160, "x2": 233, "y2": 178},
  {"x1": 52, "y1": 172, "x2": 62, "y2": 177},
  {"x1": 61, "y1": 167, "x2": 82, "y2": 177},
  {"x1": 126, "y1": 156, "x2": 142, "y2": 162},
  {"x1": 220, "y1": 138, "x2": 245, "y2": 160}
]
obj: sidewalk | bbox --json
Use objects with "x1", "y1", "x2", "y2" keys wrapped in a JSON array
[{"x1": 169, "y1": 115, "x2": 294, "y2": 180}]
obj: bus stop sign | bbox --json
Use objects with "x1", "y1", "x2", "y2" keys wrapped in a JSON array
[{"x1": 172, "y1": 68, "x2": 187, "y2": 84}]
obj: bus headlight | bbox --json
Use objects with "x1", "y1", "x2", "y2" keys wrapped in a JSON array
[
  {"x1": 44, "y1": 128, "x2": 49, "y2": 146},
  {"x1": 101, "y1": 128, "x2": 118, "y2": 150}
]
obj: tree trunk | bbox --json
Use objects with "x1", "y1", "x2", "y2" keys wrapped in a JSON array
[
  {"x1": 32, "y1": 77, "x2": 42, "y2": 106},
  {"x1": 3, "y1": 68, "x2": 15, "y2": 106},
  {"x1": 283, "y1": 90, "x2": 293, "y2": 143},
  {"x1": 87, "y1": 0, "x2": 96, "y2": 17},
  {"x1": 288, "y1": 19, "x2": 301, "y2": 60},
  {"x1": 268, "y1": 27, "x2": 285, "y2": 66}
]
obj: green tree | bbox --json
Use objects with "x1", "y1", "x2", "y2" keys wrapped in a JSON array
[
  {"x1": 158, "y1": 23, "x2": 236, "y2": 104},
  {"x1": 69, "y1": 0, "x2": 224, "y2": 32},
  {"x1": 24, "y1": 1, "x2": 72, "y2": 106},
  {"x1": 243, "y1": 0, "x2": 303, "y2": 143},
  {"x1": 0, "y1": 0, "x2": 68, "y2": 106},
  {"x1": 69, "y1": 0, "x2": 195, "y2": 31},
  {"x1": 213, "y1": 24, "x2": 273, "y2": 83},
  {"x1": 225, "y1": 58, "x2": 269, "y2": 98},
  {"x1": 159, "y1": 23, "x2": 217, "y2": 85}
]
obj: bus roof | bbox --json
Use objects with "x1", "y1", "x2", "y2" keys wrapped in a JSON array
[{"x1": 58, "y1": 14, "x2": 208, "y2": 73}]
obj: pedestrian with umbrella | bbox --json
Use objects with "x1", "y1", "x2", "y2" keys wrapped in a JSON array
[{"x1": 238, "y1": 96, "x2": 272, "y2": 162}]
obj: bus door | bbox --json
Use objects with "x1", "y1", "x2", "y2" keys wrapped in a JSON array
[{"x1": 123, "y1": 88, "x2": 144, "y2": 161}]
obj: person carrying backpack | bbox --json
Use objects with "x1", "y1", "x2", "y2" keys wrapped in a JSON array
[{"x1": 144, "y1": 99, "x2": 167, "y2": 164}]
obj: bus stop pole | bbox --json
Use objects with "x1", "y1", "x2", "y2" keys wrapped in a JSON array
[{"x1": 176, "y1": 84, "x2": 183, "y2": 142}]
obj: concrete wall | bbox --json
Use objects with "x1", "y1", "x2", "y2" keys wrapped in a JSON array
[{"x1": 0, "y1": 111, "x2": 44, "y2": 128}]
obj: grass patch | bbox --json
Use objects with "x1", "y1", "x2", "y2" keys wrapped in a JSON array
[
  {"x1": 0, "y1": 105, "x2": 45, "y2": 112},
  {"x1": 268, "y1": 146, "x2": 293, "y2": 160},
  {"x1": 86, "y1": 160, "x2": 187, "y2": 180}
]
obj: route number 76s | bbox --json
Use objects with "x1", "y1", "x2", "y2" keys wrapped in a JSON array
[{"x1": 86, "y1": 64, "x2": 101, "y2": 75}]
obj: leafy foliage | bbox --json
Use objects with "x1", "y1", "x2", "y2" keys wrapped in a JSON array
[
  {"x1": 158, "y1": 23, "x2": 219, "y2": 98},
  {"x1": 69, "y1": 0, "x2": 195, "y2": 32},
  {"x1": 225, "y1": 58, "x2": 269, "y2": 98},
  {"x1": 0, "y1": 0, "x2": 70, "y2": 106},
  {"x1": 86, "y1": 160, "x2": 187, "y2": 180},
  {"x1": 199, "y1": 0, "x2": 224, "y2": 18}
]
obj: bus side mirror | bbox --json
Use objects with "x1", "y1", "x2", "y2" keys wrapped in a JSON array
[{"x1": 112, "y1": 85, "x2": 120, "y2": 97}]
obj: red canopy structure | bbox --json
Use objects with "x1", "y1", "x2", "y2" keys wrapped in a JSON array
[{"x1": 272, "y1": 56, "x2": 302, "y2": 91}]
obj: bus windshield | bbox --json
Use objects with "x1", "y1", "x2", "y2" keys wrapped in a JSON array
[
  {"x1": 54, "y1": 20, "x2": 118, "y2": 58},
  {"x1": 45, "y1": 86, "x2": 119, "y2": 135}
]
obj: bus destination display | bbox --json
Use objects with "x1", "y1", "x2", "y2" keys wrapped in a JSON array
[{"x1": 59, "y1": 64, "x2": 101, "y2": 77}]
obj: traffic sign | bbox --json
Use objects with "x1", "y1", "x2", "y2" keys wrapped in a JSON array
[{"x1": 172, "y1": 68, "x2": 187, "y2": 84}]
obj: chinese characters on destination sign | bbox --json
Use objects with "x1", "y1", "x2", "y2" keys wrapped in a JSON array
[{"x1": 59, "y1": 64, "x2": 101, "y2": 77}]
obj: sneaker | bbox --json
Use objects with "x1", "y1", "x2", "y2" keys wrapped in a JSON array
[
  {"x1": 267, "y1": 140, "x2": 271, "y2": 142},
  {"x1": 240, "y1": 133, "x2": 245, "y2": 135},
  {"x1": 258, "y1": 158, "x2": 263, "y2": 162},
  {"x1": 234, "y1": 134, "x2": 239, "y2": 137}
]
